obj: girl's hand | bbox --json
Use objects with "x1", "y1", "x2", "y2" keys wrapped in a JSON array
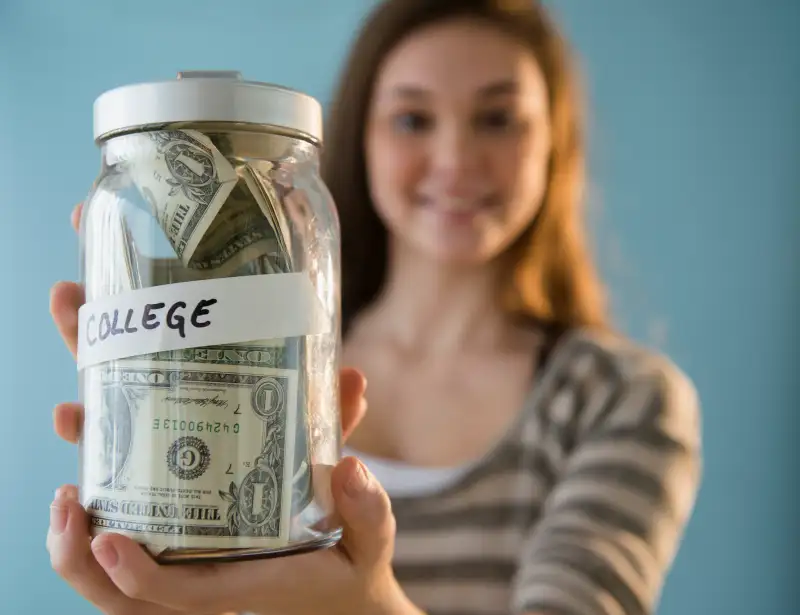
[{"x1": 47, "y1": 457, "x2": 416, "y2": 615}]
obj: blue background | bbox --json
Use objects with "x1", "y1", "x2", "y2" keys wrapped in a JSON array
[{"x1": 1, "y1": 1, "x2": 797, "y2": 613}]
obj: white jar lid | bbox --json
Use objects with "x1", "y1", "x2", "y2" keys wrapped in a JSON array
[{"x1": 93, "y1": 70, "x2": 323, "y2": 143}]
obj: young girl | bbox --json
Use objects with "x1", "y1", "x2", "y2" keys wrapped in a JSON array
[{"x1": 47, "y1": 1, "x2": 702, "y2": 614}]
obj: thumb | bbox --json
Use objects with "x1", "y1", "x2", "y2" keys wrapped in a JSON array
[{"x1": 330, "y1": 456, "x2": 396, "y2": 569}]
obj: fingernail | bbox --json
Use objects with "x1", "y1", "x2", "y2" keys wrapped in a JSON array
[
  {"x1": 344, "y1": 460, "x2": 370, "y2": 497},
  {"x1": 50, "y1": 503, "x2": 68, "y2": 534},
  {"x1": 92, "y1": 541, "x2": 119, "y2": 570},
  {"x1": 55, "y1": 485, "x2": 78, "y2": 501}
]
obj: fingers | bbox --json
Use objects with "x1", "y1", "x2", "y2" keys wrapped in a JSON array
[
  {"x1": 50, "y1": 281, "x2": 85, "y2": 359},
  {"x1": 330, "y1": 456, "x2": 396, "y2": 569},
  {"x1": 339, "y1": 367, "x2": 367, "y2": 441},
  {"x1": 47, "y1": 485, "x2": 138, "y2": 615},
  {"x1": 86, "y1": 460, "x2": 391, "y2": 614},
  {"x1": 51, "y1": 203, "x2": 84, "y2": 359},
  {"x1": 54, "y1": 402, "x2": 84, "y2": 444},
  {"x1": 90, "y1": 532, "x2": 230, "y2": 613},
  {"x1": 72, "y1": 202, "x2": 83, "y2": 233},
  {"x1": 90, "y1": 523, "x2": 335, "y2": 615}
]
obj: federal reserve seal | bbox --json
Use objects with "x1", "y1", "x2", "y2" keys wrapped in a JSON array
[{"x1": 166, "y1": 436, "x2": 211, "y2": 480}]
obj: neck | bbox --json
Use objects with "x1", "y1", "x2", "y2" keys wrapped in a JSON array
[{"x1": 357, "y1": 238, "x2": 516, "y2": 354}]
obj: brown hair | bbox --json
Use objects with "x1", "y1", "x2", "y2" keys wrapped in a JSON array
[{"x1": 321, "y1": 0, "x2": 610, "y2": 336}]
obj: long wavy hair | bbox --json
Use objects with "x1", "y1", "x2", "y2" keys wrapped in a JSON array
[{"x1": 321, "y1": 0, "x2": 610, "y2": 336}]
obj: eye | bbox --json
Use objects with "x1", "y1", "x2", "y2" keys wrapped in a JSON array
[
  {"x1": 393, "y1": 111, "x2": 432, "y2": 133},
  {"x1": 475, "y1": 109, "x2": 516, "y2": 132}
]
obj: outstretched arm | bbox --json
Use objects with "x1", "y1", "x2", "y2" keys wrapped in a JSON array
[{"x1": 512, "y1": 352, "x2": 702, "y2": 615}]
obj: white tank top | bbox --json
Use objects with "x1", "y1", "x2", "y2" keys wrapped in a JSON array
[{"x1": 341, "y1": 446, "x2": 476, "y2": 497}]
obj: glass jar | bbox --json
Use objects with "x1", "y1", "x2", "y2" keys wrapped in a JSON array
[{"x1": 76, "y1": 71, "x2": 341, "y2": 562}]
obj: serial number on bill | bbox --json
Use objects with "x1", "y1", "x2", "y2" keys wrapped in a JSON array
[{"x1": 152, "y1": 418, "x2": 241, "y2": 434}]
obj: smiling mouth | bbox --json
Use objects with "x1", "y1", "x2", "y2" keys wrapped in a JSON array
[{"x1": 417, "y1": 195, "x2": 496, "y2": 215}]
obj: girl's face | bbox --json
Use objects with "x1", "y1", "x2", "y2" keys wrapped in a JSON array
[{"x1": 365, "y1": 17, "x2": 553, "y2": 266}]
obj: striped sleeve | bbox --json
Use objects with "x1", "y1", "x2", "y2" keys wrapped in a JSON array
[{"x1": 510, "y1": 348, "x2": 703, "y2": 615}]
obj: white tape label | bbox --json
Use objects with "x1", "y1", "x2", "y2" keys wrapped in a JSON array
[{"x1": 76, "y1": 273, "x2": 330, "y2": 370}]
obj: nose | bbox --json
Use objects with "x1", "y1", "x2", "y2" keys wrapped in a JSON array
[{"x1": 428, "y1": 122, "x2": 482, "y2": 194}]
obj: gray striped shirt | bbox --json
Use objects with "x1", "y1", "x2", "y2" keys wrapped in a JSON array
[{"x1": 364, "y1": 328, "x2": 702, "y2": 615}]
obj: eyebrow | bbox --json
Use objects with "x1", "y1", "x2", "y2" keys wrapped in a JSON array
[
  {"x1": 477, "y1": 79, "x2": 519, "y2": 97},
  {"x1": 389, "y1": 79, "x2": 519, "y2": 99}
]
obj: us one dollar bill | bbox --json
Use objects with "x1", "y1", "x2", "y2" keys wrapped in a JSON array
[
  {"x1": 240, "y1": 164, "x2": 294, "y2": 270},
  {"x1": 81, "y1": 351, "x2": 302, "y2": 551},
  {"x1": 108, "y1": 129, "x2": 293, "y2": 278},
  {"x1": 188, "y1": 171, "x2": 291, "y2": 277},
  {"x1": 123, "y1": 129, "x2": 239, "y2": 267},
  {"x1": 137, "y1": 342, "x2": 315, "y2": 521}
]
